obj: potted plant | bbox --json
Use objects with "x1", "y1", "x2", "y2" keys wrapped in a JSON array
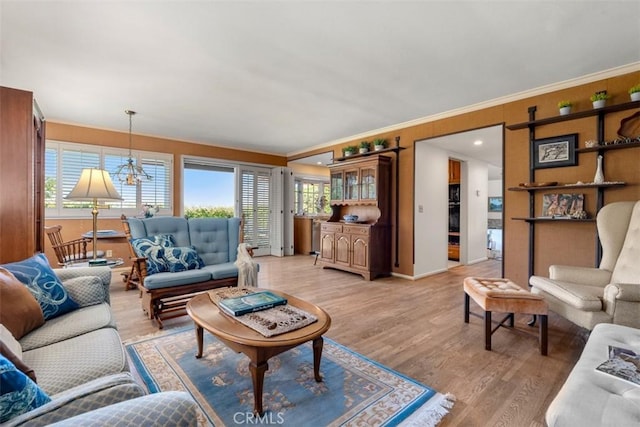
[
  {"x1": 343, "y1": 145, "x2": 357, "y2": 157},
  {"x1": 359, "y1": 141, "x2": 370, "y2": 154},
  {"x1": 629, "y1": 84, "x2": 640, "y2": 102},
  {"x1": 557, "y1": 100, "x2": 572, "y2": 116},
  {"x1": 590, "y1": 91, "x2": 610, "y2": 109},
  {"x1": 372, "y1": 138, "x2": 388, "y2": 151}
]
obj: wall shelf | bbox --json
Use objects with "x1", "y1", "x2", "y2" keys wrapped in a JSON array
[
  {"x1": 508, "y1": 182, "x2": 626, "y2": 192},
  {"x1": 506, "y1": 100, "x2": 640, "y2": 130},
  {"x1": 577, "y1": 140, "x2": 640, "y2": 154},
  {"x1": 511, "y1": 217, "x2": 596, "y2": 223},
  {"x1": 334, "y1": 146, "x2": 405, "y2": 162}
]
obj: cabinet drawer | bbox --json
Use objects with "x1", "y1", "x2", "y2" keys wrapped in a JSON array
[
  {"x1": 321, "y1": 223, "x2": 343, "y2": 232},
  {"x1": 343, "y1": 225, "x2": 370, "y2": 235}
]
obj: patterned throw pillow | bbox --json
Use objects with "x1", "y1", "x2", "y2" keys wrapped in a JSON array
[
  {"x1": 0, "y1": 355, "x2": 51, "y2": 423},
  {"x1": 2, "y1": 254, "x2": 79, "y2": 320},
  {"x1": 130, "y1": 237, "x2": 170, "y2": 275},
  {"x1": 164, "y1": 247, "x2": 205, "y2": 273}
]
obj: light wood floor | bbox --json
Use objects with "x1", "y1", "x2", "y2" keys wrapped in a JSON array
[{"x1": 109, "y1": 256, "x2": 585, "y2": 427}]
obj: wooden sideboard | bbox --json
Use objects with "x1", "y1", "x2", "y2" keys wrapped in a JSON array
[{"x1": 319, "y1": 155, "x2": 391, "y2": 280}]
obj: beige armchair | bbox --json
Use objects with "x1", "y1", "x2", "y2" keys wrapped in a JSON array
[{"x1": 529, "y1": 201, "x2": 640, "y2": 330}]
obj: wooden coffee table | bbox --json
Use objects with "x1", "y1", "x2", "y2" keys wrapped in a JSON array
[{"x1": 186, "y1": 290, "x2": 331, "y2": 415}]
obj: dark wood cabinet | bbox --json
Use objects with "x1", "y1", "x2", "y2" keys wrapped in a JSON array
[
  {"x1": 319, "y1": 156, "x2": 391, "y2": 280},
  {"x1": 0, "y1": 87, "x2": 45, "y2": 263}
]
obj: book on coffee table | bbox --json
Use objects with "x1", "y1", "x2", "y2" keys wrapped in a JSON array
[
  {"x1": 595, "y1": 345, "x2": 640, "y2": 386},
  {"x1": 218, "y1": 290, "x2": 287, "y2": 317}
]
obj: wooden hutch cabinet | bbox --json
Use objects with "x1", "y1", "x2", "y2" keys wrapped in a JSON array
[
  {"x1": 319, "y1": 155, "x2": 391, "y2": 280},
  {"x1": 0, "y1": 87, "x2": 46, "y2": 263}
]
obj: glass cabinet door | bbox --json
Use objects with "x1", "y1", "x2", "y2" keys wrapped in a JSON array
[
  {"x1": 344, "y1": 170, "x2": 359, "y2": 200},
  {"x1": 360, "y1": 167, "x2": 376, "y2": 200},
  {"x1": 330, "y1": 171, "x2": 343, "y2": 201}
]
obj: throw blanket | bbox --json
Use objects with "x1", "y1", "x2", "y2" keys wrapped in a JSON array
[{"x1": 235, "y1": 243, "x2": 258, "y2": 287}]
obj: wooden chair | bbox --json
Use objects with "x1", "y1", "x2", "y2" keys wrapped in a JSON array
[{"x1": 45, "y1": 225, "x2": 105, "y2": 267}]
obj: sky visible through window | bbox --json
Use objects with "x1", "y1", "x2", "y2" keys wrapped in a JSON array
[{"x1": 183, "y1": 169, "x2": 235, "y2": 208}]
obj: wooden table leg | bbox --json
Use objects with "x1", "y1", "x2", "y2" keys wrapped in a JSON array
[
  {"x1": 195, "y1": 324, "x2": 204, "y2": 359},
  {"x1": 249, "y1": 360, "x2": 269, "y2": 415},
  {"x1": 312, "y1": 337, "x2": 324, "y2": 382}
]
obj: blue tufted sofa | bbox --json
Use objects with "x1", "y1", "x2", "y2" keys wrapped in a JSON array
[{"x1": 122, "y1": 216, "x2": 243, "y2": 328}]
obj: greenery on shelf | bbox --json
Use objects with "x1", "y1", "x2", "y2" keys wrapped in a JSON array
[
  {"x1": 372, "y1": 138, "x2": 388, "y2": 148},
  {"x1": 629, "y1": 84, "x2": 640, "y2": 94},
  {"x1": 590, "y1": 92, "x2": 610, "y2": 102},
  {"x1": 343, "y1": 145, "x2": 357, "y2": 155},
  {"x1": 557, "y1": 100, "x2": 572, "y2": 108},
  {"x1": 359, "y1": 140, "x2": 371, "y2": 150}
]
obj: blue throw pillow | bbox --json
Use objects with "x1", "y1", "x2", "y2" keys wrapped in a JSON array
[
  {"x1": 2, "y1": 253, "x2": 79, "y2": 320},
  {"x1": 130, "y1": 237, "x2": 169, "y2": 275},
  {"x1": 164, "y1": 247, "x2": 205, "y2": 273},
  {"x1": 0, "y1": 355, "x2": 51, "y2": 423}
]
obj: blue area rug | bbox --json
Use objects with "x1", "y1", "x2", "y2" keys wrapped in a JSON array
[{"x1": 126, "y1": 327, "x2": 453, "y2": 426}]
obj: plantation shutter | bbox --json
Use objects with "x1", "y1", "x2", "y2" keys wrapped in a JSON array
[{"x1": 240, "y1": 167, "x2": 271, "y2": 256}]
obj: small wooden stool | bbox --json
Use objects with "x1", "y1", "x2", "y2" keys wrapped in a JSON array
[{"x1": 463, "y1": 277, "x2": 548, "y2": 355}]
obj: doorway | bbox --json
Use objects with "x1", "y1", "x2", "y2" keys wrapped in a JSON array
[{"x1": 414, "y1": 125, "x2": 503, "y2": 277}]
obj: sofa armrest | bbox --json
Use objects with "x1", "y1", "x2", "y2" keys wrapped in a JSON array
[
  {"x1": 3, "y1": 373, "x2": 145, "y2": 427},
  {"x1": 549, "y1": 265, "x2": 611, "y2": 287},
  {"x1": 47, "y1": 391, "x2": 197, "y2": 427},
  {"x1": 54, "y1": 267, "x2": 112, "y2": 304}
]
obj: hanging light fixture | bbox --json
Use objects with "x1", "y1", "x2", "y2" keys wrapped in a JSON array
[{"x1": 114, "y1": 109, "x2": 152, "y2": 185}]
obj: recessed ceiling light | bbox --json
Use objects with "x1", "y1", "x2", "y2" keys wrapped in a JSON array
[
  {"x1": 474, "y1": 140, "x2": 483, "y2": 146},
  {"x1": 317, "y1": 161, "x2": 323, "y2": 165}
]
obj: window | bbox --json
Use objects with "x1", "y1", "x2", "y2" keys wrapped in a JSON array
[
  {"x1": 183, "y1": 159, "x2": 235, "y2": 218},
  {"x1": 294, "y1": 178, "x2": 331, "y2": 215},
  {"x1": 45, "y1": 140, "x2": 172, "y2": 218}
]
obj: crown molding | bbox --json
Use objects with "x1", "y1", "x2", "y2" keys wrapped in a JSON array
[{"x1": 288, "y1": 62, "x2": 640, "y2": 157}]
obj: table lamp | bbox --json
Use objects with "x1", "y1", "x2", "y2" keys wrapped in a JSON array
[{"x1": 65, "y1": 168, "x2": 123, "y2": 265}]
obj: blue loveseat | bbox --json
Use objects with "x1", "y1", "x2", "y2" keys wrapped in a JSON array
[{"x1": 122, "y1": 216, "x2": 243, "y2": 328}]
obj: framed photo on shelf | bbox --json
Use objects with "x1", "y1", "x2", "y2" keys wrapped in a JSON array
[
  {"x1": 541, "y1": 193, "x2": 584, "y2": 218},
  {"x1": 532, "y1": 133, "x2": 578, "y2": 169},
  {"x1": 488, "y1": 196, "x2": 502, "y2": 212}
]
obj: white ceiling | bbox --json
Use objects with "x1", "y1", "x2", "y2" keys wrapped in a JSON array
[{"x1": 2, "y1": 1, "x2": 639, "y2": 159}]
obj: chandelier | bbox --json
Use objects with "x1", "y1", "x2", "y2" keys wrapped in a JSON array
[{"x1": 114, "y1": 110, "x2": 152, "y2": 185}]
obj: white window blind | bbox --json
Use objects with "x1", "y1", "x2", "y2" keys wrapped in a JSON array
[
  {"x1": 45, "y1": 140, "x2": 173, "y2": 217},
  {"x1": 240, "y1": 167, "x2": 271, "y2": 256}
]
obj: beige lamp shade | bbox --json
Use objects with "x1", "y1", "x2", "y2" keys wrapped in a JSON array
[{"x1": 65, "y1": 168, "x2": 123, "y2": 201}]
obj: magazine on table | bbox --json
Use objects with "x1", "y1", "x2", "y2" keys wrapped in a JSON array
[
  {"x1": 218, "y1": 290, "x2": 287, "y2": 317},
  {"x1": 595, "y1": 345, "x2": 640, "y2": 386}
]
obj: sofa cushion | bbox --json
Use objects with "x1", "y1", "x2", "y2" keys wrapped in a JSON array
[
  {"x1": 23, "y1": 327, "x2": 128, "y2": 395},
  {"x1": 0, "y1": 354, "x2": 51, "y2": 423},
  {"x1": 139, "y1": 217, "x2": 191, "y2": 247},
  {"x1": 529, "y1": 276, "x2": 604, "y2": 311},
  {"x1": 188, "y1": 217, "x2": 241, "y2": 265},
  {"x1": 6, "y1": 372, "x2": 146, "y2": 427},
  {"x1": 130, "y1": 238, "x2": 168, "y2": 275},
  {"x1": 164, "y1": 247, "x2": 205, "y2": 273},
  {"x1": 2, "y1": 254, "x2": 79, "y2": 320},
  {"x1": 19, "y1": 303, "x2": 117, "y2": 352},
  {"x1": 546, "y1": 323, "x2": 640, "y2": 427},
  {"x1": 143, "y1": 269, "x2": 212, "y2": 290},
  {"x1": 202, "y1": 262, "x2": 239, "y2": 280},
  {"x1": 0, "y1": 268, "x2": 45, "y2": 339}
]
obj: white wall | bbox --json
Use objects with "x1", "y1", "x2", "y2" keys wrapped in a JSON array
[
  {"x1": 414, "y1": 144, "x2": 449, "y2": 277},
  {"x1": 461, "y1": 160, "x2": 489, "y2": 265},
  {"x1": 414, "y1": 145, "x2": 491, "y2": 276}
]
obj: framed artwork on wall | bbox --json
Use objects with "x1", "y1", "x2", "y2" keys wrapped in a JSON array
[
  {"x1": 532, "y1": 133, "x2": 578, "y2": 169},
  {"x1": 541, "y1": 193, "x2": 584, "y2": 218},
  {"x1": 488, "y1": 196, "x2": 502, "y2": 212}
]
